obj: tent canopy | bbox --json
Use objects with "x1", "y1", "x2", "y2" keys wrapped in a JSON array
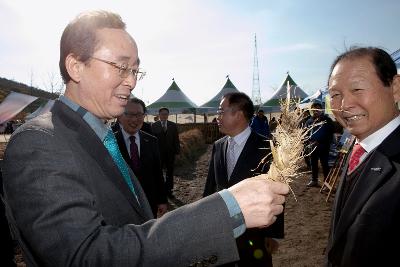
[
  {"x1": 392, "y1": 48, "x2": 400, "y2": 70},
  {"x1": 199, "y1": 77, "x2": 240, "y2": 113},
  {"x1": 261, "y1": 72, "x2": 308, "y2": 113},
  {"x1": 146, "y1": 79, "x2": 197, "y2": 114}
]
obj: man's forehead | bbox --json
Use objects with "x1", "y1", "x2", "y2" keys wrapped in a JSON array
[{"x1": 126, "y1": 102, "x2": 143, "y2": 111}]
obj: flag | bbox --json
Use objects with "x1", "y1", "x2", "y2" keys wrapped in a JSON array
[{"x1": 0, "y1": 92, "x2": 38, "y2": 124}]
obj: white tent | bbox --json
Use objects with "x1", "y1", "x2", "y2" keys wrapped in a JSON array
[
  {"x1": 198, "y1": 76, "x2": 240, "y2": 113},
  {"x1": 261, "y1": 72, "x2": 308, "y2": 113},
  {"x1": 147, "y1": 79, "x2": 197, "y2": 115}
]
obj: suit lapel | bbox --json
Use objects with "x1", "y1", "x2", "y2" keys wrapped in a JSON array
[
  {"x1": 56, "y1": 102, "x2": 149, "y2": 220},
  {"x1": 218, "y1": 137, "x2": 229, "y2": 187},
  {"x1": 139, "y1": 131, "x2": 151, "y2": 163},
  {"x1": 229, "y1": 132, "x2": 259, "y2": 184},
  {"x1": 115, "y1": 130, "x2": 130, "y2": 165}
]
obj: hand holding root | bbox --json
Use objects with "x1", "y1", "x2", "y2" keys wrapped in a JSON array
[{"x1": 228, "y1": 177, "x2": 289, "y2": 228}]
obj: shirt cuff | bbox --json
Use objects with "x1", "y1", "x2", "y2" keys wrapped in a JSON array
[{"x1": 218, "y1": 189, "x2": 246, "y2": 238}]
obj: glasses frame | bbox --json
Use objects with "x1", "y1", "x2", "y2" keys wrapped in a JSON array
[
  {"x1": 90, "y1": 57, "x2": 146, "y2": 80},
  {"x1": 216, "y1": 107, "x2": 235, "y2": 116},
  {"x1": 123, "y1": 112, "x2": 146, "y2": 119}
]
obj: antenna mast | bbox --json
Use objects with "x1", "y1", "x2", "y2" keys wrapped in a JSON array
[{"x1": 252, "y1": 34, "x2": 262, "y2": 106}]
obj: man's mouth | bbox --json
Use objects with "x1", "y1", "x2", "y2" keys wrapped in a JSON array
[
  {"x1": 344, "y1": 114, "x2": 365, "y2": 122},
  {"x1": 115, "y1": 94, "x2": 129, "y2": 101}
]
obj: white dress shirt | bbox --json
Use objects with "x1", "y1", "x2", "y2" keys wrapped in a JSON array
[
  {"x1": 121, "y1": 128, "x2": 141, "y2": 157},
  {"x1": 357, "y1": 115, "x2": 400, "y2": 164},
  {"x1": 228, "y1": 126, "x2": 252, "y2": 168}
]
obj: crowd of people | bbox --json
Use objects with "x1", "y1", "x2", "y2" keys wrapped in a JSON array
[{"x1": 1, "y1": 9, "x2": 399, "y2": 267}]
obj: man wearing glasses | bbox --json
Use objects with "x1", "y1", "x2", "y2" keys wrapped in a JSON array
[
  {"x1": 2, "y1": 10, "x2": 288, "y2": 266},
  {"x1": 115, "y1": 97, "x2": 168, "y2": 217}
]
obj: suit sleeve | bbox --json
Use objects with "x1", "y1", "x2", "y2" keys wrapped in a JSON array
[
  {"x1": 3, "y1": 130, "x2": 239, "y2": 267},
  {"x1": 203, "y1": 143, "x2": 217, "y2": 197}
]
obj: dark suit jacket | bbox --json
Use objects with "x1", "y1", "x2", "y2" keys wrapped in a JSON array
[
  {"x1": 2, "y1": 100, "x2": 240, "y2": 267},
  {"x1": 151, "y1": 120, "x2": 180, "y2": 157},
  {"x1": 203, "y1": 131, "x2": 284, "y2": 266},
  {"x1": 326, "y1": 124, "x2": 400, "y2": 267},
  {"x1": 140, "y1": 122, "x2": 153, "y2": 136},
  {"x1": 115, "y1": 129, "x2": 167, "y2": 215}
]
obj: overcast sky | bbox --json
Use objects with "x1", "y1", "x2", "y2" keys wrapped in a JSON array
[{"x1": 0, "y1": 0, "x2": 399, "y2": 106}]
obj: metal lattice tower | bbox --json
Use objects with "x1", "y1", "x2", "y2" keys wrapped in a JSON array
[{"x1": 252, "y1": 34, "x2": 262, "y2": 106}]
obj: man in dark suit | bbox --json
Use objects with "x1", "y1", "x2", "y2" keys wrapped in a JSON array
[
  {"x1": 326, "y1": 47, "x2": 400, "y2": 266},
  {"x1": 151, "y1": 107, "x2": 180, "y2": 197},
  {"x1": 115, "y1": 97, "x2": 167, "y2": 217},
  {"x1": 204, "y1": 92, "x2": 283, "y2": 267},
  {"x1": 2, "y1": 10, "x2": 289, "y2": 267}
]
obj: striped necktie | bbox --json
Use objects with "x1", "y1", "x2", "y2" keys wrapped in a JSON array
[{"x1": 103, "y1": 130, "x2": 139, "y2": 201}]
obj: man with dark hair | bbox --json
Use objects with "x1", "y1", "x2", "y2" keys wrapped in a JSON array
[
  {"x1": 151, "y1": 107, "x2": 180, "y2": 198},
  {"x1": 204, "y1": 92, "x2": 283, "y2": 267},
  {"x1": 115, "y1": 97, "x2": 167, "y2": 217},
  {"x1": 326, "y1": 46, "x2": 400, "y2": 266},
  {"x1": 306, "y1": 102, "x2": 334, "y2": 187},
  {"x1": 2, "y1": 10, "x2": 289, "y2": 267},
  {"x1": 250, "y1": 109, "x2": 271, "y2": 138}
]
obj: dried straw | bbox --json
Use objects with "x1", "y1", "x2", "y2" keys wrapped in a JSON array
[{"x1": 257, "y1": 98, "x2": 323, "y2": 201}]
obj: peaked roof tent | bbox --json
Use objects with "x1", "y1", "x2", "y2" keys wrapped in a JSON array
[
  {"x1": 146, "y1": 78, "x2": 197, "y2": 114},
  {"x1": 261, "y1": 72, "x2": 308, "y2": 113},
  {"x1": 392, "y1": 48, "x2": 400, "y2": 69},
  {"x1": 198, "y1": 76, "x2": 240, "y2": 113}
]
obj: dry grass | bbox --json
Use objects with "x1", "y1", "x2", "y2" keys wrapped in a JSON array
[
  {"x1": 175, "y1": 129, "x2": 207, "y2": 173},
  {"x1": 257, "y1": 99, "x2": 321, "y2": 200}
]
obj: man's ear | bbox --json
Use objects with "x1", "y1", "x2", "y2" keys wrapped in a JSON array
[
  {"x1": 65, "y1": 54, "x2": 84, "y2": 83},
  {"x1": 392, "y1": 74, "x2": 400, "y2": 107}
]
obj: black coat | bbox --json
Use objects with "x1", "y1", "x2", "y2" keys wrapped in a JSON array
[
  {"x1": 115, "y1": 129, "x2": 167, "y2": 216},
  {"x1": 203, "y1": 131, "x2": 283, "y2": 267},
  {"x1": 326, "y1": 124, "x2": 400, "y2": 267}
]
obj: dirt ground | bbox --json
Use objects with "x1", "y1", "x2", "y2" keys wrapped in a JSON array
[{"x1": 172, "y1": 145, "x2": 333, "y2": 267}]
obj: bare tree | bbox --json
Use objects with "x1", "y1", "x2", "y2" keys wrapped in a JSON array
[{"x1": 42, "y1": 71, "x2": 63, "y2": 96}]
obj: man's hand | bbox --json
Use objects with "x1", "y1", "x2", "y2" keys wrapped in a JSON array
[{"x1": 228, "y1": 177, "x2": 289, "y2": 228}]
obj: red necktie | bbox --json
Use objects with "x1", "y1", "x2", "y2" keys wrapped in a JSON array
[
  {"x1": 348, "y1": 143, "x2": 365, "y2": 173},
  {"x1": 129, "y1": 136, "x2": 140, "y2": 173}
]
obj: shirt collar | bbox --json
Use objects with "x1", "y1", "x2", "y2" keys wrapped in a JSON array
[
  {"x1": 230, "y1": 126, "x2": 251, "y2": 147},
  {"x1": 358, "y1": 115, "x2": 400, "y2": 153},
  {"x1": 121, "y1": 127, "x2": 140, "y2": 143},
  {"x1": 59, "y1": 95, "x2": 110, "y2": 141}
]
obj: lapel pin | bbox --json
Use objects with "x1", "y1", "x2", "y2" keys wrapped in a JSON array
[{"x1": 370, "y1": 167, "x2": 382, "y2": 172}]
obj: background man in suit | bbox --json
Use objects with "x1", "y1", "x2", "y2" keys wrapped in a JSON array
[
  {"x1": 151, "y1": 107, "x2": 180, "y2": 198},
  {"x1": 115, "y1": 97, "x2": 167, "y2": 217},
  {"x1": 2, "y1": 10, "x2": 289, "y2": 267},
  {"x1": 326, "y1": 47, "x2": 400, "y2": 266},
  {"x1": 204, "y1": 92, "x2": 282, "y2": 267}
]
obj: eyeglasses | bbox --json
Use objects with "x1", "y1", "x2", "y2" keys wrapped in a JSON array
[
  {"x1": 217, "y1": 108, "x2": 235, "y2": 116},
  {"x1": 91, "y1": 57, "x2": 146, "y2": 80},
  {"x1": 123, "y1": 112, "x2": 145, "y2": 119}
]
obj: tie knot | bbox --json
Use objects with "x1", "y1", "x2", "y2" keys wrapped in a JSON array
[
  {"x1": 129, "y1": 135, "x2": 136, "y2": 142},
  {"x1": 352, "y1": 143, "x2": 365, "y2": 157},
  {"x1": 348, "y1": 143, "x2": 366, "y2": 173}
]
